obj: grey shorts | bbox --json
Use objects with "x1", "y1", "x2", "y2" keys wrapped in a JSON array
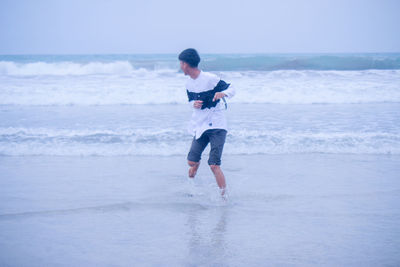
[{"x1": 187, "y1": 129, "x2": 227, "y2": 166}]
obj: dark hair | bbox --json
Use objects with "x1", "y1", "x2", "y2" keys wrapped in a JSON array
[{"x1": 178, "y1": 48, "x2": 200, "y2": 68}]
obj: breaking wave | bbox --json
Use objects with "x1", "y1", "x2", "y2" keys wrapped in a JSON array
[{"x1": 1, "y1": 127, "x2": 398, "y2": 156}]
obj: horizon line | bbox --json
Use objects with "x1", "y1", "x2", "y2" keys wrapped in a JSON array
[{"x1": 1, "y1": 51, "x2": 399, "y2": 56}]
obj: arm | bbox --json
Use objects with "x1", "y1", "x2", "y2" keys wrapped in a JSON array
[
  {"x1": 223, "y1": 83, "x2": 235, "y2": 99},
  {"x1": 193, "y1": 100, "x2": 203, "y2": 109},
  {"x1": 188, "y1": 100, "x2": 203, "y2": 109},
  {"x1": 212, "y1": 83, "x2": 236, "y2": 101},
  {"x1": 187, "y1": 89, "x2": 204, "y2": 109}
]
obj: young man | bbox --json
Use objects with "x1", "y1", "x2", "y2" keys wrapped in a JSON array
[{"x1": 178, "y1": 48, "x2": 235, "y2": 196}]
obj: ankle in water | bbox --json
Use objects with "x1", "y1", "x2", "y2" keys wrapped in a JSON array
[{"x1": 220, "y1": 187, "x2": 226, "y2": 195}]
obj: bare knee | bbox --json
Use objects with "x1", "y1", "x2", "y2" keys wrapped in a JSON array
[
  {"x1": 188, "y1": 160, "x2": 199, "y2": 167},
  {"x1": 209, "y1": 164, "x2": 220, "y2": 172}
]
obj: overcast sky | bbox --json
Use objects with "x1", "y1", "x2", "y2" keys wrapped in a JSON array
[{"x1": 0, "y1": 0, "x2": 399, "y2": 54}]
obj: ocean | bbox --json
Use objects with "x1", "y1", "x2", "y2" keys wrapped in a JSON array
[
  {"x1": 1, "y1": 53, "x2": 400, "y2": 156},
  {"x1": 1, "y1": 53, "x2": 400, "y2": 266}
]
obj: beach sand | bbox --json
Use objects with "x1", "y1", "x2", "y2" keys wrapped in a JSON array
[{"x1": 1, "y1": 154, "x2": 399, "y2": 266}]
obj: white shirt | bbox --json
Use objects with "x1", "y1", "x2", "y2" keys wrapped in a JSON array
[{"x1": 186, "y1": 70, "x2": 236, "y2": 139}]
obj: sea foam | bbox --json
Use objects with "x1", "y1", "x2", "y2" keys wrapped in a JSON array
[
  {"x1": 1, "y1": 127, "x2": 399, "y2": 156},
  {"x1": 1, "y1": 66, "x2": 399, "y2": 105}
]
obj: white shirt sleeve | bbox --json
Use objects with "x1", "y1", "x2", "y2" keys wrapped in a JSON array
[
  {"x1": 223, "y1": 83, "x2": 236, "y2": 99},
  {"x1": 209, "y1": 73, "x2": 236, "y2": 99}
]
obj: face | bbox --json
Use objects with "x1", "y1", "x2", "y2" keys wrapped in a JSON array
[{"x1": 180, "y1": 61, "x2": 189, "y2": 75}]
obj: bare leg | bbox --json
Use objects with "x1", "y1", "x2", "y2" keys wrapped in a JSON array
[
  {"x1": 210, "y1": 165, "x2": 226, "y2": 195},
  {"x1": 188, "y1": 161, "x2": 200, "y2": 178}
]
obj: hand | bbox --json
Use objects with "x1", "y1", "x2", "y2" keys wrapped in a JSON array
[
  {"x1": 213, "y1": 92, "x2": 226, "y2": 102},
  {"x1": 193, "y1": 100, "x2": 203, "y2": 109}
]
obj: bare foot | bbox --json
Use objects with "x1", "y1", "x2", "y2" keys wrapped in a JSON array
[
  {"x1": 188, "y1": 164, "x2": 199, "y2": 178},
  {"x1": 220, "y1": 187, "x2": 226, "y2": 196},
  {"x1": 220, "y1": 188, "x2": 227, "y2": 201}
]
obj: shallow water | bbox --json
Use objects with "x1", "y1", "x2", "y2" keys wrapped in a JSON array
[
  {"x1": 1, "y1": 102, "x2": 399, "y2": 156},
  {"x1": 1, "y1": 155, "x2": 399, "y2": 266}
]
